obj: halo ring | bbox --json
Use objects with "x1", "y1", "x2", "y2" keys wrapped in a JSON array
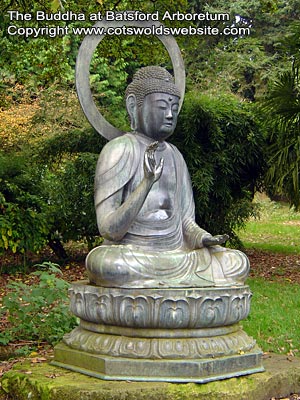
[{"x1": 75, "y1": 16, "x2": 186, "y2": 140}]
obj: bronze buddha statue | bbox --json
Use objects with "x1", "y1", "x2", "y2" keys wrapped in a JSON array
[{"x1": 86, "y1": 66, "x2": 249, "y2": 288}]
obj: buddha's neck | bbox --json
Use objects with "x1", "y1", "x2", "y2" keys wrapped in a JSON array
[{"x1": 133, "y1": 131, "x2": 167, "y2": 150}]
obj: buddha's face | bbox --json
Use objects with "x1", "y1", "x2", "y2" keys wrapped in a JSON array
[{"x1": 136, "y1": 92, "x2": 179, "y2": 141}]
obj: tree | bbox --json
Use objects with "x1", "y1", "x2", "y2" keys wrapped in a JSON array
[
  {"x1": 184, "y1": 0, "x2": 300, "y2": 101},
  {"x1": 259, "y1": 19, "x2": 300, "y2": 209},
  {"x1": 262, "y1": 62, "x2": 300, "y2": 209}
]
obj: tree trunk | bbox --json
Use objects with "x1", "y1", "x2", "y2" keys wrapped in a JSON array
[{"x1": 48, "y1": 238, "x2": 68, "y2": 260}]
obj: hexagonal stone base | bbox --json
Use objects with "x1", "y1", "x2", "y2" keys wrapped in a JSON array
[
  {"x1": 53, "y1": 341, "x2": 263, "y2": 383},
  {"x1": 54, "y1": 283, "x2": 263, "y2": 382}
]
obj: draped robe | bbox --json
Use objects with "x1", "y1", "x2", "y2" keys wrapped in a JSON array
[{"x1": 86, "y1": 132, "x2": 249, "y2": 288}]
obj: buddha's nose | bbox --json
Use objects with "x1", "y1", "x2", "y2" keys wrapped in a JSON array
[{"x1": 166, "y1": 108, "x2": 173, "y2": 119}]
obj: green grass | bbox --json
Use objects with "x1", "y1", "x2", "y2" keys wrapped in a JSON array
[
  {"x1": 243, "y1": 277, "x2": 300, "y2": 355},
  {"x1": 238, "y1": 195, "x2": 300, "y2": 356},
  {"x1": 237, "y1": 194, "x2": 300, "y2": 254}
]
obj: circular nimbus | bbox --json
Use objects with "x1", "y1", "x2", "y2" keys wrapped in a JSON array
[{"x1": 75, "y1": 16, "x2": 186, "y2": 140}]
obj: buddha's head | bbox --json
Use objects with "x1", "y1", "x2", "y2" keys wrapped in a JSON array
[{"x1": 125, "y1": 66, "x2": 181, "y2": 141}]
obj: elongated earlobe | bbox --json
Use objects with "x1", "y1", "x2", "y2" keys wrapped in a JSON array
[{"x1": 126, "y1": 94, "x2": 137, "y2": 131}]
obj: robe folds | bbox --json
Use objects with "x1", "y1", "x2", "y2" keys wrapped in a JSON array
[{"x1": 86, "y1": 133, "x2": 249, "y2": 288}]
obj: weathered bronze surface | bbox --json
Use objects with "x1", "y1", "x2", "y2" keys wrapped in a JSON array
[
  {"x1": 69, "y1": 283, "x2": 252, "y2": 329},
  {"x1": 86, "y1": 67, "x2": 250, "y2": 289},
  {"x1": 53, "y1": 16, "x2": 263, "y2": 382}
]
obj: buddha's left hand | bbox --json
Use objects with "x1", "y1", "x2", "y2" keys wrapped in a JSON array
[{"x1": 202, "y1": 234, "x2": 229, "y2": 247}]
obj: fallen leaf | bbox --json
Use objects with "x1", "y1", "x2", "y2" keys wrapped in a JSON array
[
  {"x1": 45, "y1": 373, "x2": 61, "y2": 379},
  {"x1": 31, "y1": 357, "x2": 47, "y2": 363}
]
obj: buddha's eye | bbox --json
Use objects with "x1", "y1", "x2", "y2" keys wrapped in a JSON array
[{"x1": 156, "y1": 101, "x2": 168, "y2": 109}]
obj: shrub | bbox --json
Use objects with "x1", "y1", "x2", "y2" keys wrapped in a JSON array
[
  {"x1": 174, "y1": 91, "x2": 266, "y2": 245},
  {"x1": 0, "y1": 262, "x2": 77, "y2": 349},
  {"x1": 33, "y1": 126, "x2": 106, "y2": 252},
  {"x1": 42, "y1": 152, "x2": 100, "y2": 250},
  {"x1": 0, "y1": 152, "x2": 51, "y2": 258},
  {"x1": 0, "y1": 97, "x2": 40, "y2": 151}
]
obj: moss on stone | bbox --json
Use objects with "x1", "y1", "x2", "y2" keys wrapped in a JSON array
[{"x1": 1, "y1": 355, "x2": 300, "y2": 400}]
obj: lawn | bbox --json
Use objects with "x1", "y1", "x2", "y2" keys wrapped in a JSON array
[
  {"x1": 238, "y1": 193, "x2": 300, "y2": 356},
  {"x1": 243, "y1": 277, "x2": 300, "y2": 356},
  {"x1": 238, "y1": 193, "x2": 300, "y2": 254}
]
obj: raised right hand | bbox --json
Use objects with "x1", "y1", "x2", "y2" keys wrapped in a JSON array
[{"x1": 144, "y1": 141, "x2": 164, "y2": 184}]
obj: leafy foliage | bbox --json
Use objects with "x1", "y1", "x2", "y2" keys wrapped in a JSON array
[
  {"x1": 30, "y1": 89, "x2": 107, "y2": 250},
  {"x1": 0, "y1": 0, "x2": 186, "y2": 93},
  {"x1": 0, "y1": 261, "x2": 77, "y2": 347},
  {"x1": 0, "y1": 84, "x2": 106, "y2": 261},
  {"x1": 2, "y1": 0, "x2": 300, "y2": 259},
  {"x1": 184, "y1": 0, "x2": 300, "y2": 101},
  {"x1": 40, "y1": 152, "x2": 100, "y2": 250},
  {"x1": 174, "y1": 91, "x2": 266, "y2": 244},
  {"x1": 263, "y1": 67, "x2": 300, "y2": 127},
  {"x1": 0, "y1": 99, "x2": 40, "y2": 151},
  {"x1": 262, "y1": 62, "x2": 300, "y2": 209},
  {"x1": 0, "y1": 152, "x2": 51, "y2": 257}
]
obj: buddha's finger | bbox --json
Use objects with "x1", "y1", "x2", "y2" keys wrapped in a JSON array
[
  {"x1": 157, "y1": 158, "x2": 164, "y2": 172},
  {"x1": 144, "y1": 151, "x2": 152, "y2": 172}
]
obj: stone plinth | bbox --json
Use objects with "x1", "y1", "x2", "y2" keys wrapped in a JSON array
[
  {"x1": 1, "y1": 355, "x2": 300, "y2": 400},
  {"x1": 52, "y1": 282, "x2": 264, "y2": 382}
]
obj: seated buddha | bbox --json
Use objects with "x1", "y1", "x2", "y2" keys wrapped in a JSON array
[{"x1": 86, "y1": 66, "x2": 249, "y2": 288}]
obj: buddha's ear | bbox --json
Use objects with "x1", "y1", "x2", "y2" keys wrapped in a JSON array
[{"x1": 126, "y1": 94, "x2": 138, "y2": 131}]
